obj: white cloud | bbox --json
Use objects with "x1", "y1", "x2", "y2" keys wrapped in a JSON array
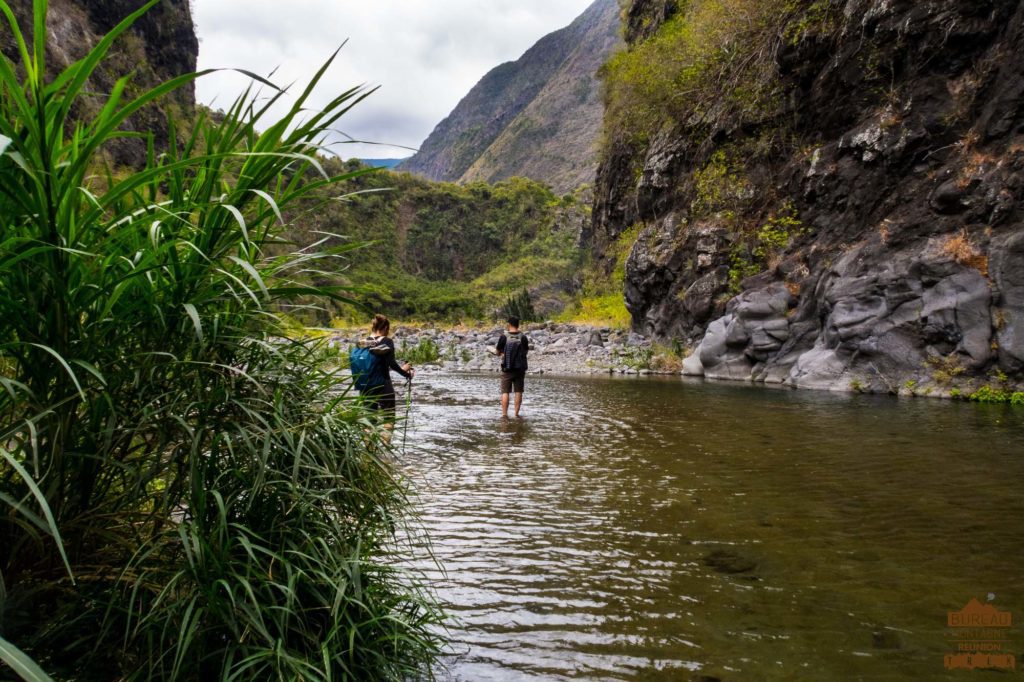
[{"x1": 193, "y1": 1, "x2": 596, "y2": 160}]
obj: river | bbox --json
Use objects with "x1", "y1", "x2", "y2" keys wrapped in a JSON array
[{"x1": 397, "y1": 372, "x2": 1024, "y2": 681}]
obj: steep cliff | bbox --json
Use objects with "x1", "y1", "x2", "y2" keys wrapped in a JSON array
[
  {"x1": 591, "y1": 0, "x2": 1024, "y2": 396},
  {"x1": 2, "y1": 0, "x2": 198, "y2": 166},
  {"x1": 398, "y1": 0, "x2": 622, "y2": 194}
]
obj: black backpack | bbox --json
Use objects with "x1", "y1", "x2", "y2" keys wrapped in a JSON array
[{"x1": 503, "y1": 333, "x2": 528, "y2": 371}]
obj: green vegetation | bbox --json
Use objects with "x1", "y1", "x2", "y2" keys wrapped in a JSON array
[
  {"x1": 296, "y1": 170, "x2": 586, "y2": 324},
  {"x1": 783, "y1": 0, "x2": 838, "y2": 45},
  {"x1": 400, "y1": 337, "x2": 442, "y2": 365},
  {"x1": 559, "y1": 225, "x2": 639, "y2": 328},
  {"x1": 728, "y1": 201, "x2": 803, "y2": 291},
  {"x1": 692, "y1": 149, "x2": 752, "y2": 217},
  {"x1": 928, "y1": 355, "x2": 966, "y2": 386},
  {"x1": 501, "y1": 288, "x2": 538, "y2": 323},
  {"x1": 966, "y1": 386, "x2": 1024, "y2": 405},
  {"x1": 608, "y1": 340, "x2": 686, "y2": 372},
  {"x1": 940, "y1": 369, "x2": 1024, "y2": 404},
  {"x1": 562, "y1": 292, "x2": 633, "y2": 328},
  {"x1": 613, "y1": 346, "x2": 655, "y2": 369},
  {"x1": 753, "y1": 201, "x2": 803, "y2": 259},
  {"x1": 0, "y1": 2, "x2": 440, "y2": 679},
  {"x1": 601, "y1": 0, "x2": 795, "y2": 148},
  {"x1": 965, "y1": 371, "x2": 1024, "y2": 404}
]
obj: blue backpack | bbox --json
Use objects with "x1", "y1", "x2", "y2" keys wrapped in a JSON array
[{"x1": 349, "y1": 345, "x2": 383, "y2": 391}]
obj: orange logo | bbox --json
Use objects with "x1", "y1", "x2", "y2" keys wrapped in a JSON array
[
  {"x1": 948, "y1": 599, "x2": 1012, "y2": 628},
  {"x1": 944, "y1": 598, "x2": 1015, "y2": 671},
  {"x1": 944, "y1": 653, "x2": 1015, "y2": 671}
]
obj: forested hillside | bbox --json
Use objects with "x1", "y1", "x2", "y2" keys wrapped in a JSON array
[{"x1": 289, "y1": 163, "x2": 590, "y2": 323}]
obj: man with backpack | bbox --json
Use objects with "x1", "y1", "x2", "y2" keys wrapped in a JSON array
[{"x1": 490, "y1": 317, "x2": 529, "y2": 418}]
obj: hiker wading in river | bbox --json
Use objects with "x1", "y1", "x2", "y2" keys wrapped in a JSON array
[
  {"x1": 352, "y1": 314, "x2": 413, "y2": 434},
  {"x1": 490, "y1": 317, "x2": 529, "y2": 418}
]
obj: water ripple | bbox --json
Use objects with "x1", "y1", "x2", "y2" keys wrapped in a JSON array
[{"x1": 397, "y1": 372, "x2": 1024, "y2": 681}]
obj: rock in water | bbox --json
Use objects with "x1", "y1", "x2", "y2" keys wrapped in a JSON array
[{"x1": 702, "y1": 549, "x2": 756, "y2": 575}]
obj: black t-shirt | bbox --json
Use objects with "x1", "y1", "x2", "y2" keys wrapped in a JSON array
[
  {"x1": 496, "y1": 332, "x2": 529, "y2": 372},
  {"x1": 365, "y1": 336, "x2": 410, "y2": 389}
]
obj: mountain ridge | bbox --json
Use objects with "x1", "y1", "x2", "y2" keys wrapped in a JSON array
[{"x1": 398, "y1": 0, "x2": 621, "y2": 194}]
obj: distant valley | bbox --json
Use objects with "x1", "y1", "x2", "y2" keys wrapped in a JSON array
[{"x1": 358, "y1": 158, "x2": 406, "y2": 170}]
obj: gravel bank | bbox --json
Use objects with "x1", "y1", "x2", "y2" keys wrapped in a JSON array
[{"x1": 327, "y1": 322, "x2": 682, "y2": 376}]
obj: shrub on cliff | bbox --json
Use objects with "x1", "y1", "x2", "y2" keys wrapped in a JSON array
[
  {"x1": 0, "y1": 1, "x2": 442, "y2": 679},
  {"x1": 601, "y1": 0, "x2": 812, "y2": 147}
]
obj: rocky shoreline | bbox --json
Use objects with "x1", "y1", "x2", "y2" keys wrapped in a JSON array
[
  {"x1": 325, "y1": 320, "x2": 1023, "y2": 402},
  {"x1": 327, "y1": 322, "x2": 678, "y2": 376}
]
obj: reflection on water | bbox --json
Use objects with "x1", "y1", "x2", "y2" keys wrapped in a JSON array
[{"x1": 398, "y1": 372, "x2": 1024, "y2": 681}]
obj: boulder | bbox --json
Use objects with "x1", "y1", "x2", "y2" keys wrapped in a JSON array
[
  {"x1": 786, "y1": 347, "x2": 852, "y2": 391},
  {"x1": 992, "y1": 231, "x2": 1024, "y2": 372},
  {"x1": 698, "y1": 315, "x2": 733, "y2": 368},
  {"x1": 682, "y1": 353, "x2": 704, "y2": 376},
  {"x1": 920, "y1": 268, "x2": 992, "y2": 367}
]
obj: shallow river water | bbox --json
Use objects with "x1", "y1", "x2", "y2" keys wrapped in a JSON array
[{"x1": 398, "y1": 372, "x2": 1024, "y2": 681}]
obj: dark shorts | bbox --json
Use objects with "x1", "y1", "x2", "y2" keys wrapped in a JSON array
[
  {"x1": 363, "y1": 386, "x2": 396, "y2": 417},
  {"x1": 500, "y1": 370, "x2": 526, "y2": 394}
]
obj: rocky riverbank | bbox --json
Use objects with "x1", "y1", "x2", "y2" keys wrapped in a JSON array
[
  {"x1": 324, "y1": 320, "x2": 1023, "y2": 401},
  {"x1": 327, "y1": 323, "x2": 685, "y2": 376}
]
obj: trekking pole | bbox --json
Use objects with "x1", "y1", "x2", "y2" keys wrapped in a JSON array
[{"x1": 400, "y1": 375, "x2": 413, "y2": 454}]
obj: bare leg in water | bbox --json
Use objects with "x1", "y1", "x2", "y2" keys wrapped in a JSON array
[{"x1": 501, "y1": 392, "x2": 523, "y2": 418}]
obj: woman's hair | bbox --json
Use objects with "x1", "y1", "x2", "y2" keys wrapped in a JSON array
[{"x1": 370, "y1": 314, "x2": 390, "y2": 335}]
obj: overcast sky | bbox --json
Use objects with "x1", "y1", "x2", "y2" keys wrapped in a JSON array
[{"x1": 193, "y1": 1, "x2": 596, "y2": 160}]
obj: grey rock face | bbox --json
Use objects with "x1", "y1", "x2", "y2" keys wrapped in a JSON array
[
  {"x1": 681, "y1": 244, "x2": 999, "y2": 392},
  {"x1": 992, "y1": 231, "x2": 1024, "y2": 372},
  {"x1": 786, "y1": 348, "x2": 852, "y2": 391},
  {"x1": 588, "y1": 0, "x2": 1024, "y2": 394},
  {"x1": 693, "y1": 284, "x2": 794, "y2": 381}
]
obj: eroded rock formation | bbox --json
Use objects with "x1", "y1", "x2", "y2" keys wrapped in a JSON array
[{"x1": 591, "y1": 0, "x2": 1024, "y2": 395}]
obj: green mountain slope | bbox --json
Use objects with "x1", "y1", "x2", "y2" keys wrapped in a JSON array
[{"x1": 287, "y1": 163, "x2": 590, "y2": 323}]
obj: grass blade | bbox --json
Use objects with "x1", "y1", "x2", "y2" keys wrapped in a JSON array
[{"x1": 0, "y1": 635, "x2": 54, "y2": 682}]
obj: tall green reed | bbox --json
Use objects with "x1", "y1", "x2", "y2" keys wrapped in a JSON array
[{"x1": 0, "y1": 0, "x2": 444, "y2": 679}]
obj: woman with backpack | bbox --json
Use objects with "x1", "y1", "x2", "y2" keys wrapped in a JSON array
[{"x1": 350, "y1": 314, "x2": 414, "y2": 429}]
